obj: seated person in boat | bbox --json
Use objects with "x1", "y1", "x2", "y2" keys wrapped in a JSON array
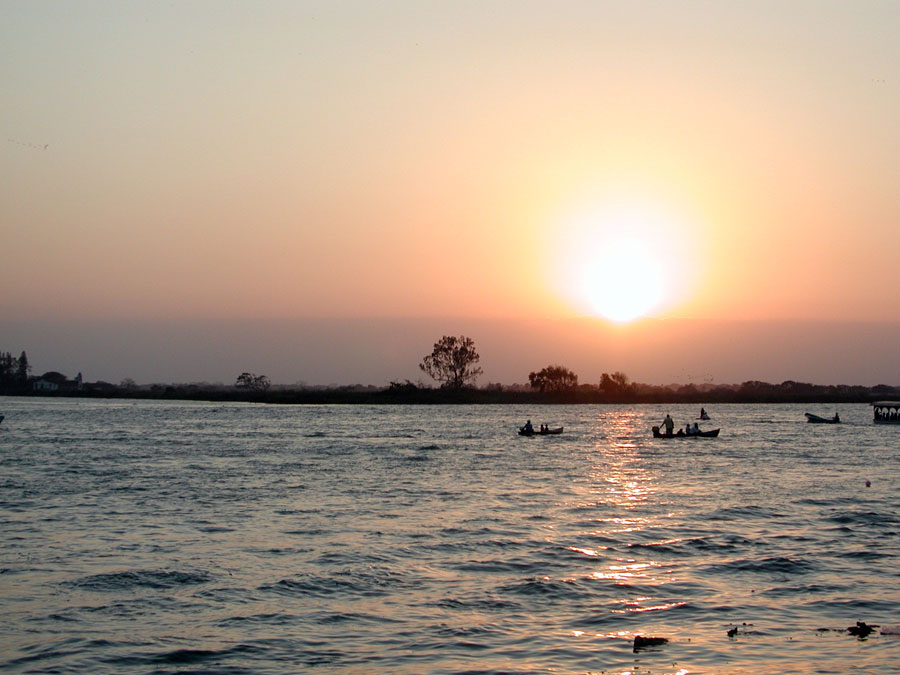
[{"x1": 523, "y1": 419, "x2": 534, "y2": 433}]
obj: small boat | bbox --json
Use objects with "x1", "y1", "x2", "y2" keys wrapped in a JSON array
[
  {"x1": 519, "y1": 426, "x2": 563, "y2": 436},
  {"x1": 805, "y1": 412, "x2": 840, "y2": 424},
  {"x1": 872, "y1": 401, "x2": 900, "y2": 425},
  {"x1": 652, "y1": 425, "x2": 719, "y2": 438},
  {"x1": 698, "y1": 414, "x2": 710, "y2": 420}
]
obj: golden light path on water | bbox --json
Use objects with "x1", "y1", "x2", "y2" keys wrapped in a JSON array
[{"x1": 559, "y1": 408, "x2": 695, "y2": 671}]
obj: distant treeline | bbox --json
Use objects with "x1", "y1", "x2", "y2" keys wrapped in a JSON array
[
  {"x1": 4, "y1": 338, "x2": 898, "y2": 404},
  {"x1": 8, "y1": 378, "x2": 898, "y2": 405}
]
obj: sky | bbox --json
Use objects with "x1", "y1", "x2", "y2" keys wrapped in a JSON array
[{"x1": 2, "y1": 1, "x2": 899, "y2": 385}]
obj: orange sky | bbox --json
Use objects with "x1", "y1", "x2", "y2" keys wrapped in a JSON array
[{"x1": 3, "y1": 1, "x2": 900, "y2": 329}]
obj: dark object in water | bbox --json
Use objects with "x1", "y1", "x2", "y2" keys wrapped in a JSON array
[
  {"x1": 727, "y1": 626, "x2": 738, "y2": 638},
  {"x1": 652, "y1": 425, "x2": 720, "y2": 438},
  {"x1": 633, "y1": 635, "x2": 668, "y2": 652},
  {"x1": 805, "y1": 412, "x2": 841, "y2": 424},
  {"x1": 847, "y1": 621, "x2": 878, "y2": 638},
  {"x1": 518, "y1": 426, "x2": 563, "y2": 436}
]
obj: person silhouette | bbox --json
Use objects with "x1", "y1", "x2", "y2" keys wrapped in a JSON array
[{"x1": 661, "y1": 414, "x2": 675, "y2": 436}]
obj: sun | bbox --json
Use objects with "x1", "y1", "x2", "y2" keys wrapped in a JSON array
[
  {"x1": 582, "y1": 238, "x2": 664, "y2": 322},
  {"x1": 546, "y1": 198, "x2": 690, "y2": 322}
]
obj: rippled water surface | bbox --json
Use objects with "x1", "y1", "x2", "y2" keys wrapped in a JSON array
[{"x1": 1, "y1": 399, "x2": 899, "y2": 673}]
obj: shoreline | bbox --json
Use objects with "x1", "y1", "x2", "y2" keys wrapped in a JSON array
[{"x1": 2, "y1": 387, "x2": 891, "y2": 406}]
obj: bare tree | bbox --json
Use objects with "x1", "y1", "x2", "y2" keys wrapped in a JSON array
[{"x1": 419, "y1": 335, "x2": 483, "y2": 389}]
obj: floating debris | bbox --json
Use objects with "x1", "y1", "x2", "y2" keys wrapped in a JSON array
[
  {"x1": 633, "y1": 635, "x2": 668, "y2": 652},
  {"x1": 847, "y1": 621, "x2": 878, "y2": 638}
]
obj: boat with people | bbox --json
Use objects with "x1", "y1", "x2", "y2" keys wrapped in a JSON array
[
  {"x1": 698, "y1": 408, "x2": 710, "y2": 420},
  {"x1": 519, "y1": 425, "x2": 563, "y2": 436},
  {"x1": 805, "y1": 412, "x2": 841, "y2": 424},
  {"x1": 871, "y1": 401, "x2": 900, "y2": 424},
  {"x1": 652, "y1": 425, "x2": 719, "y2": 438}
]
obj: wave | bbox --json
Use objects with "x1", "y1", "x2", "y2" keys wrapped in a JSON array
[
  {"x1": 216, "y1": 612, "x2": 295, "y2": 627},
  {"x1": 429, "y1": 596, "x2": 524, "y2": 612},
  {"x1": 497, "y1": 576, "x2": 584, "y2": 599},
  {"x1": 99, "y1": 643, "x2": 266, "y2": 670},
  {"x1": 311, "y1": 610, "x2": 404, "y2": 625},
  {"x1": 705, "y1": 556, "x2": 817, "y2": 576},
  {"x1": 260, "y1": 566, "x2": 421, "y2": 598},
  {"x1": 453, "y1": 558, "x2": 554, "y2": 574},
  {"x1": 706, "y1": 505, "x2": 788, "y2": 521},
  {"x1": 67, "y1": 569, "x2": 212, "y2": 592},
  {"x1": 826, "y1": 511, "x2": 900, "y2": 527}
]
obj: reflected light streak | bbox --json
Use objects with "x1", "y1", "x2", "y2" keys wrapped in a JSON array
[
  {"x1": 590, "y1": 516, "x2": 646, "y2": 535},
  {"x1": 603, "y1": 630, "x2": 633, "y2": 639},
  {"x1": 590, "y1": 559, "x2": 663, "y2": 583},
  {"x1": 612, "y1": 601, "x2": 688, "y2": 614}
]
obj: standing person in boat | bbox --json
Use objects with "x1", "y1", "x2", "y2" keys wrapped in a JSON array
[
  {"x1": 700, "y1": 407, "x2": 707, "y2": 419},
  {"x1": 661, "y1": 414, "x2": 675, "y2": 436}
]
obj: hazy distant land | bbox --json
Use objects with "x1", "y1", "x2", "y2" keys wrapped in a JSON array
[
  {"x1": 4, "y1": 317, "x2": 900, "y2": 405},
  {"x1": 3, "y1": 317, "x2": 900, "y2": 389},
  {"x1": 3, "y1": 373, "x2": 897, "y2": 406}
]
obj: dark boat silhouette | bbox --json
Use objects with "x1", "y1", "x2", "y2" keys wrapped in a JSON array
[
  {"x1": 652, "y1": 425, "x2": 719, "y2": 438},
  {"x1": 805, "y1": 412, "x2": 840, "y2": 424},
  {"x1": 519, "y1": 426, "x2": 563, "y2": 436}
]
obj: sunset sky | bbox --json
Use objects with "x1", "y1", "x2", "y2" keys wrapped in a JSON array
[{"x1": 3, "y1": 1, "x2": 899, "y2": 385}]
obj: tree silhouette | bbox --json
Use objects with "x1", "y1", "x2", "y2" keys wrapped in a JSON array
[
  {"x1": 16, "y1": 351, "x2": 30, "y2": 384},
  {"x1": 0, "y1": 352, "x2": 16, "y2": 391},
  {"x1": 600, "y1": 371, "x2": 632, "y2": 395},
  {"x1": 529, "y1": 365, "x2": 578, "y2": 392},
  {"x1": 235, "y1": 372, "x2": 270, "y2": 392},
  {"x1": 419, "y1": 335, "x2": 483, "y2": 389}
]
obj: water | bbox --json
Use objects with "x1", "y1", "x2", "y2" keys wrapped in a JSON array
[{"x1": 1, "y1": 398, "x2": 898, "y2": 674}]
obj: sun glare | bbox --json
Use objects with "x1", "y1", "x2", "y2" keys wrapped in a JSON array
[
  {"x1": 582, "y1": 238, "x2": 664, "y2": 322},
  {"x1": 547, "y1": 197, "x2": 692, "y2": 322}
]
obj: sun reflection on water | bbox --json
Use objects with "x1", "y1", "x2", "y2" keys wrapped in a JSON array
[{"x1": 563, "y1": 408, "x2": 693, "y2": 646}]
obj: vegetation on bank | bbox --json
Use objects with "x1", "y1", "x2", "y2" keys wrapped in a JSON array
[{"x1": 3, "y1": 340, "x2": 898, "y2": 405}]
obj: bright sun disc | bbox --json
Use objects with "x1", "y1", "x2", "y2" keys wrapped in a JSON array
[
  {"x1": 547, "y1": 197, "x2": 695, "y2": 322},
  {"x1": 582, "y1": 238, "x2": 664, "y2": 322}
]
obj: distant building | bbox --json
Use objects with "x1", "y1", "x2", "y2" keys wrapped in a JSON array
[{"x1": 31, "y1": 371, "x2": 85, "y2": 393}]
